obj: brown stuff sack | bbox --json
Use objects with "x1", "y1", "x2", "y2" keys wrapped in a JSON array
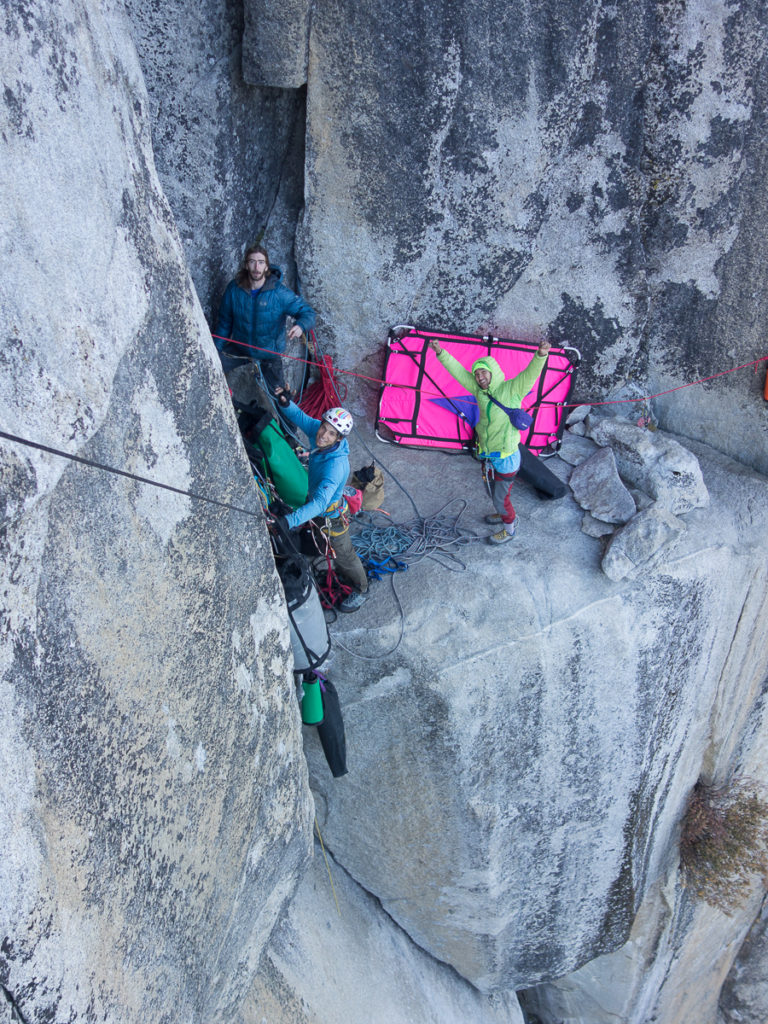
[{"x1": 351, "y1": 463, "x2": 385, "y2": 510}]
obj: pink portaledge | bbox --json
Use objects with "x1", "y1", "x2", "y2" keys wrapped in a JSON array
[{"x1": 375, "y1": 326, "x2": 580, "y2": 456}]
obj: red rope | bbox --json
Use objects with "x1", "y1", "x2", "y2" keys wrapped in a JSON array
[
  {"x1": 316, "y1": 552, "x2": 354, "y2": 609},
  {"x1": 210, "y1": 333, "x2": 768, "y2": 410},
  {"x1": 298, "y1": 330, "x2": 347, "y2": 417},
  {"x1": 300, "y1": 518, "x2": 353, "y2": 608},
  {"x1": 576, "y1": 357, "x2": 768, "y2": 408},
  {"x1": 211, "y1": 332, "x2": 383, "y2": 388}
]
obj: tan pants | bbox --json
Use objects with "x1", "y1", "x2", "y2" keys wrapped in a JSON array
[{"x1": 323, "y1": 520, "x2": 368, "y2": 593}]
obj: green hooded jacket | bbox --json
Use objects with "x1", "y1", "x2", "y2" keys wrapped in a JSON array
[{"x1": 436, "y1": 348, "x2": 546, "y2": 458}]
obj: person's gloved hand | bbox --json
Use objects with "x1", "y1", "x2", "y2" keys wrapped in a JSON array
[
  {"x1": 273, "y1": 514, "x2": 293, "y2": 534},
  {"x1": 274, "y1": 386, "x2": 293, "y2": 408},
  {"x1": 270, "y1": 498, "x2": 291, "y2": 517}
]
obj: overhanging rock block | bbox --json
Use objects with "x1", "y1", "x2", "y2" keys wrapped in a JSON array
[{"x1": 242, "y1": 0, "x2": 310, "y2": 87}]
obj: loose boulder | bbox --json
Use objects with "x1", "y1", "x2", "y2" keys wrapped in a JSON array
[
  {"x1": 581, "y1": 512, "x2": 616, "y2": 539},
  {"x1": 566, "y1": 405, "x2": 592, "y2": 426},
  {"x1": 558, "y1": 432, "x2": 599, "y2": 466},
  {"x1": 569, "y1": 446, "x2": 637, "y2": 523},
  {"x1": 586, "y1": 418, "x2": 710, "y2": 515}
]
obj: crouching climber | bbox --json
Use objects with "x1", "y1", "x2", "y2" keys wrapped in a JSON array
[
  {"x1": 428, "y1": 337, "x2": 551, "y2": 544},
  {"x1": 274, "y1": 392, "x2": 369, "y2": 612}
]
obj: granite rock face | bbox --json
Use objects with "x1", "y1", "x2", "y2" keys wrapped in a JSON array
[
  {"x1": 307, "y1": 428, "x2": 768, "y2": 996},
  {"x1": 291, "y1": 0, "x2": 768, "y2": 474},
  {"x1": 522, "y1": 645, "x2": 768, "y2": 1024},
  {"x1": 245, "y1": 841, "x2": 525, "y2": 1024},
  {"x1": 4, "y1": 0, "x2": 768, "y2": 1020},
  {"x1": 0, "y1": 3, "x2": 312, "y2": 1021},
  {"x1": 122, "y1": 0, "x2": 308, "y2": 326},
  {"x1": 719, "y1": 903, "x2": 768, "y2": 1024},
  {"x1": 522, "y1": 878, "x2": 768, "y2": 1024}
]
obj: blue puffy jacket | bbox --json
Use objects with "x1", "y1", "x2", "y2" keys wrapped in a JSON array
[
  {"x1": 281, "y1": 402, "x2": 350, "y2": 529},
  {"x1": 215, "y1": 267, "x2": 315, "y2": 364}
]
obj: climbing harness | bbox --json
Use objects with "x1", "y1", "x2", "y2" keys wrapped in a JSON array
[{"x1": 297, "y1": 515, "x2": 355, "y2": 610}]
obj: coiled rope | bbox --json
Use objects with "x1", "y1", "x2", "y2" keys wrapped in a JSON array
[{"x1": 352, "y1": 502, "x2": 479, "y2": 573}]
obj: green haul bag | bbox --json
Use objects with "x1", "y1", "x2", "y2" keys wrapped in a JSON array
[{"x1": 239, "y1": 407, "x2": 309, "y2": 509}]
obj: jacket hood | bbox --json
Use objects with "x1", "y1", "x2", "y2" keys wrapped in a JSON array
[
  {"x1": 471, "y1": 356, "x2": 505, "y2": 391},
  {"x1": 262, "y1": 266, "x2": 282, "y2": 289}
]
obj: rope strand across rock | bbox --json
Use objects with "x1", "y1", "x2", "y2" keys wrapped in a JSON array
[{"x1": 211, "y1": 331, "x2": 768, "y2": 410}]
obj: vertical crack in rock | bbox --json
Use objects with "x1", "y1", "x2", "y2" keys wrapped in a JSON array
[
  {"x1": 702, "y1": 563, "x2": 768, "y2": 780},
  {"x1": 258, "y1": 84, "x2": 308, "y2": 293},
  {"x1": 0, "y1": 984, "x2": 30, "y2": 1024},
  {"x1": 123, "y1": 0, "x2": 310, "y2": 317}
]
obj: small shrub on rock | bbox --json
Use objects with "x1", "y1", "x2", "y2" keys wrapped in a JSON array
[{"x1": 680, "y1": 778, "x2": 768, "y2": 914}]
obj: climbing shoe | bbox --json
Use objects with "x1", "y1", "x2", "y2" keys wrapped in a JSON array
[
  {"x1": 488, "y1": 527, "x2": 516, "y2": 545},
  {"x1": 485, "y1": 513, "x2": 503, "y2": 524},
  {"x1": 339, "y1": 590, "x2": 368, "y2": 613}
]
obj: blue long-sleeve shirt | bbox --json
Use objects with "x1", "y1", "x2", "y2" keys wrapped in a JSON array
[{"x1": 281, "y1": 402, "x2": 350, "y2": 529}]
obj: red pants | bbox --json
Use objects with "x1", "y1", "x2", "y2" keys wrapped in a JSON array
[{"x1": 489, "y1": 469, "x2": 518, "y2": 526}]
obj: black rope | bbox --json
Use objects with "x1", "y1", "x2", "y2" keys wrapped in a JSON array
[{"x1": 0, "y1": 429, "x2": 264, "y2": 522}]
